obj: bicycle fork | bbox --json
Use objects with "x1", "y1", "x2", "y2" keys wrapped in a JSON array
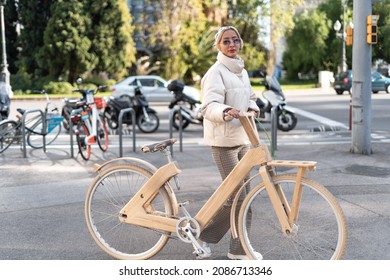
[{"x1": 259, "y1": 162, "x2": 316, "y2": 236}]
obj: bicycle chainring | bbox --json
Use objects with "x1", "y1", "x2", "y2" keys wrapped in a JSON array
[{"x1": 176, "y1": 217, "x2": 200, "y2": 243}]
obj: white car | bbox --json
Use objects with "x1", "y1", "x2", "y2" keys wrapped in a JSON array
[{"x1": 111, "y1": 75, "x2": 201, "y2": 103}]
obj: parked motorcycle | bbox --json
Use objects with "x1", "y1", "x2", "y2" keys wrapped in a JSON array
[
  {"x1": 103, "y1": 79, "x2": 160, "y2": 133},
  {"x1": 167, "y1": 80, "x2": 202, "y2": 130},
  {"x1": 255, "y1": 73, "x2": 297, "y2": 131}
]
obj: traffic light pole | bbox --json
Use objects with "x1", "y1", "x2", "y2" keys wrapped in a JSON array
[{"x1": 350, "y1": 0, "x2": 373, "y2": 155}]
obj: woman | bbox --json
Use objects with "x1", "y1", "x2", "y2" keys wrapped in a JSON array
[{"x1": 199, "y1": 26, "x2": 261, "y2": 260}]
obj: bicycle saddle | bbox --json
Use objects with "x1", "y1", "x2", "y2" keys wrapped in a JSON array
[{"x1": 141, "y1": 138, "x2": 177, "y2": 153}]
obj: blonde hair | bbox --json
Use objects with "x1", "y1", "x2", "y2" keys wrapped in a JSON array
[{"x1": 213, "y1": 26, "x2": 244, "y2": 49}]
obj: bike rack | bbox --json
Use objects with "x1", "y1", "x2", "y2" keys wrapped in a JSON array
[
  {"x1": 118, "y1": 108, "x2": 136, "y2": 157},
  {"x1": 21, "y1": 109, "x2": 45, "y2": 158},
  {"x1": 169, "y1": 106, "x2": 184, "y2": 155},
  {"x1": 69, "y1": 116, "x2": 74, "y2": 158},
  {"x1": 270, "y1": 106, "x2": 278, "y2": 152}
]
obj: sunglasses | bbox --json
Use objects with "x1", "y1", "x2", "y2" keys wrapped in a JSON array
[{"x1": 221, "y1": 38, "x2": 241, "y2": 46}]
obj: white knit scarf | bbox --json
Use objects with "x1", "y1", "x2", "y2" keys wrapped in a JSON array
[{"x1": 217, "y1": 51, "x2": 245, "y2": 77}]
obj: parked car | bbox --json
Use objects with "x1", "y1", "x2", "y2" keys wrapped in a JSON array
[
  {"x1": 371, "y1": 71, "x2": 390, "y2": 93},
  {"x1": 334, "y1": 70, "x2": 390, "y2": 94},
  {"x1": 334, "y1": 70, "x2": 352, "y2": 95},
  {"x1": 111, "y1": 75, "x2": 201, "y2": 103},
  {"x1": 377, "y1": 67, "x2": 389, "y2": 77}
]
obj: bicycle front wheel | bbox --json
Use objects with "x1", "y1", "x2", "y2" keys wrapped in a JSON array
[
  {"x1": 0, "y1": 120, "x2": 17, "y2": 153},
  {"x1": 27, "y1": 118, "x2": 62, "y2": 149},
  {"x1": 238, "y1": 174, "x2": 347, "y2": 260},
  {"x1": 85, "y1": 165, "x2": 173, "y2": 260},
  {"x1": 97, "y1": 117, "x2": 109, "y2": 152}
]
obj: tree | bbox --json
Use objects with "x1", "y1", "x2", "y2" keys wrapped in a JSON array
[
  {"x1": 223, "y1": 0, "x2": 267, "y2": 72},
  {"x1": 267, "y1": 0, "x2": 303, "y2": 75},
  {"x1": 39, "y1": 0, "x2": 92, "y2": 83},
  {"x1": 180, "y1": 25, "x2": 216, "y2": 83},
  {"x1": 87, "y1": 0, "x2": 136, "y2": 80},
  {"x1": 17, "y1": 0, "x2": 54, "y2": 77},
  {"x1": 283, "y1": 9, "x2": 330, "y2": 79},
  {"x1": 3, "y1": 0, "x2": 18, "y2": 74},
  {"x1": 148, "y1": 0, "x2": 207, "y2": 82},
  {"x1": 373, "y1": 0, "x2": 390, "y2": 64},
  {"x1": 37, "y1": 0, "x2": 136, "y2": 84},
  {"x1": 317, "y1": 0, "x2": 353, "y2": 73}
]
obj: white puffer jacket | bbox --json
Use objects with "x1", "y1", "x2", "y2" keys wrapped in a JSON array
[{"x1": 201, "y1": 52, "x2": 259, "y2": 147}]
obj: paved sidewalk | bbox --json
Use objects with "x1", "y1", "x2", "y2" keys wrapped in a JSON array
[{"x1": 1, "y1": 134, "x2": 389, "y2": 259}]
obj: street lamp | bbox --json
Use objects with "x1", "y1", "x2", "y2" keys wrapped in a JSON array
[
  {"x1": 0, "y1": 0, "x2": 12, "y2": 98},
  {"x1": 333, "y1": 0, "x2": 348, "y2": 73}
]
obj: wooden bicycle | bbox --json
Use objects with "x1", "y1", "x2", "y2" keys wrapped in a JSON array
[{"x1": 85, "y1": 115, "x2": 347, "y2": 260}]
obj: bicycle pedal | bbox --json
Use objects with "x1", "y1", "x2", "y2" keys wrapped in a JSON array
[{"x1": 193, "y1": 243, "x2": 211, "y2": 259}]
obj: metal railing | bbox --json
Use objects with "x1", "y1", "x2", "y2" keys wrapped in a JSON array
[
  {"x1": 118, "y1": 108, "x2": 136, "y2": 157},
  {"x1": 169, "y1": 106, "x2": 184, "y2": 155},
  {"x1": 21, "y1": 109, "x2": 45, "y2": 158},
  {"x1": 270, "y1": 106, "x2": 278, "y2": 152}
]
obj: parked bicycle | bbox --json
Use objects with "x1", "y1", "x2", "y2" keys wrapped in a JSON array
[
  {"x1": 62, "y1": 93, "x2": 106, "y2": 132},
  {"x1": 70, "y1": 81, "x2": 109, "y2": 160},
  {"x1": 0, "y1": 90, "x2": 63, "y2": 153},
  {"x1": 84, "y1": 114, "x2": 347, "y2": 260}
]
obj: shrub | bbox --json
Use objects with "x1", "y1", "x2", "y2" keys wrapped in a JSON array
[
  {"x1": 43, "y1": 81, "x2": 74, "y2": 95},
  {"x1": 10, "y1": 72, "x2": 33, "y2": 91}
]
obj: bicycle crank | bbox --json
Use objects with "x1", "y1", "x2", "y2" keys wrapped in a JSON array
[
  {"x1": 176, "y1": 217, "x2": 200, "y2": 243},
  {"x1": 176, "y1": 217, "x2": 211, "y2": 259}
]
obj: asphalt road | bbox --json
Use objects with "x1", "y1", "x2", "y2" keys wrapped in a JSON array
[{"x1": 1, "y1": 87, "x2": 390, "y2": 263}]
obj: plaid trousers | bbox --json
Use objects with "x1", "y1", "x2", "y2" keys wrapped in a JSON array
[{"x1": 199, "y1": 145, "x2": 251, "y2": 255}]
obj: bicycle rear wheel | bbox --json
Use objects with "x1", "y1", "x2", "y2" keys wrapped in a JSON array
[
  {"x1": 85, "y1": 165, "x2": 173, "y2": 260},
  {"x1": 97, "y1": 117, "x2": 109, "y2": 152},
  {"x1": 27, "y1": 118, "x2": 62, "y2": 149},
  {"x1": 238, "y1": 174, "x2": 347, "y2": 260},
  {"x1": 0, "y1": 120, "x2": 17, "y2": 153},
  {"x1": 76, "y1": 121, "x2": 91, "y2": 160}
]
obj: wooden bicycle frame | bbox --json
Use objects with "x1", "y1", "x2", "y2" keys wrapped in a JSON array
[{"x1": 119, "y1": 116, "x2": 317, "y2": 236}]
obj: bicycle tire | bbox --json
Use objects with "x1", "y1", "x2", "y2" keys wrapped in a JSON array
[
  {"x1": 97, "y1": 117, "x2": 109, "y2": 152},
  {"x1": 0, "y1": 120, "x2": 17, "y2": 153},
  {"x1": 85, "y1": 165, "x2": 173, "y2": 260},
  {"x1": 238, "y1": 174, "x2": 347, "y2": 260},
  {"x1": 27, "y1": 118, "x2": 62, "y2": 149},
  {"x1": 76, "y1": 121, "x2": 91, "y2": 160}
]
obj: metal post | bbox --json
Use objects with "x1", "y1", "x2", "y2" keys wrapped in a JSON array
[
  {"x1": 42, "y1": 113, "x2": 47, "y2": 153},
  {"x1": 118, "y1": 108, "x2": 135, "y2": 157},
  {"x1": 69, "y1": 116, "x2": 74, "y2": 158},
  {"x1": 169, "y1": 109, "x2": 174, "y2": 156},
  {"x1": 270, "y1": 106, "x2": 277, "y2": 152},
  {"x1": 178, "y1": 106, "x2": 183, "y2": 152},
  {"x1": 169, "y1": 107, "x2": 184, "y2": 154},
  {"x1": 0, "y1": 1, "x2": 12, "y2": 98},
  {"x1": 350, "y1": 0, "x2": 372, "y2": 154}
]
